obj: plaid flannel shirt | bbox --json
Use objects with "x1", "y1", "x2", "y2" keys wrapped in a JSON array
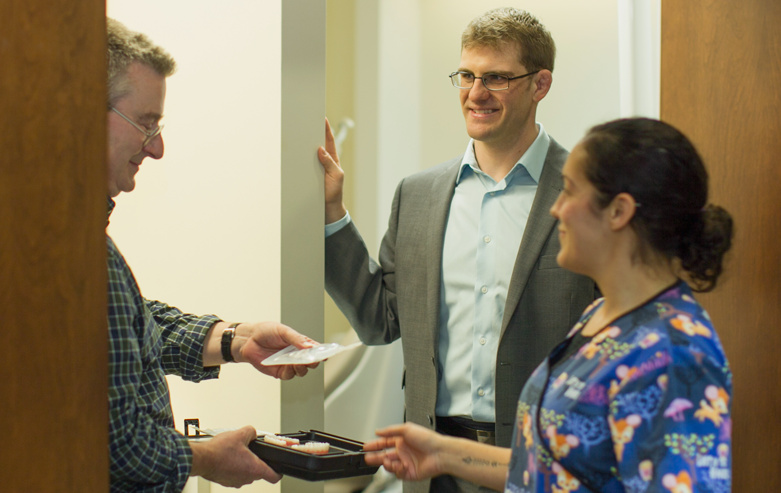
[{"x1": 107, "y1": 198, "x2": 220, "y2": 492}]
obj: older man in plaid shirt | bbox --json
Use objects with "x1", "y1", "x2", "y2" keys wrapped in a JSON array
[{"x1": 105, "y1": 18, "x2": 317, "y2": 491}]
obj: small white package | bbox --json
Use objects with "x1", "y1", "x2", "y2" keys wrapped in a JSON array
[{"x1": 260, "y1": 342, "x2": 363, "y2": 366}]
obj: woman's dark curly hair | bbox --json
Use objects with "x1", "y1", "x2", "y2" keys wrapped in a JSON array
[{"x1": 579, "y1": 118, "x2": 733, "y2": 292}]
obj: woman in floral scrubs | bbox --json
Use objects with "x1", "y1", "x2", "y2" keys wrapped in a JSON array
[{"x1": 364, "y1": 118, "x2": 734, "y2": 493}]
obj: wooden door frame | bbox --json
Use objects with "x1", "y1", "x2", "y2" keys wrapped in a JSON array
[
  {"x1": 661, "y1": 1, "x2": 781, "y2": 489},
  {"x1": 0, "y1": 1, "x2": 108, "y2": 491}
]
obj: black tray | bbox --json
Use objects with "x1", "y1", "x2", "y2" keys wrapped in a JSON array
[{"x1": 248, "y1": 430, "x2": 379, "y2": 481}]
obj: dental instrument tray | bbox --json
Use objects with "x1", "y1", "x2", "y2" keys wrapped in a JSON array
[{"x1": 248, "y1": 429, "x2": 379, "y2": 481}]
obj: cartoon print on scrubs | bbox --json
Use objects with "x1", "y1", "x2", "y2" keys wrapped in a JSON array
[{"x1": 505, "y1": 282, "x2": 731, "y2": 493}]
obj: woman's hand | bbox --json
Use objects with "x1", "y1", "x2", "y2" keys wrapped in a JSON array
[{"x1": 363, "y1": 422, "x2": 447, "y2": 482}]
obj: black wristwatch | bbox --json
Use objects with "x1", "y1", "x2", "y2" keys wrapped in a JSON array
[{"x1": 221, "y1": 323, "x2": 240, "y2": 363}]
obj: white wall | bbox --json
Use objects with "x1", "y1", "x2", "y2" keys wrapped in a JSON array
[
  {"x1": 618, "y1": 0, "x2": 662, "y2": 118},
  {"x1": 106, "y1": 2, "x2": 284, "y2": 492}
]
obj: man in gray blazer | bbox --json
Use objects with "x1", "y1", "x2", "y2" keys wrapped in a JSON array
[{"x1": 319, "y1": 8, "x2": 595, "y2": 492}]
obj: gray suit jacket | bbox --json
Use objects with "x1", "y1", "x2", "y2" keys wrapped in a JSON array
[{"x1": 325, "y1": 138, "x2": 596, "y2": 491}]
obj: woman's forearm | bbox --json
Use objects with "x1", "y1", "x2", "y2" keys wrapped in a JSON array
[{"x1": 437, "y1": 435, "x2": 511, "y2": 491}]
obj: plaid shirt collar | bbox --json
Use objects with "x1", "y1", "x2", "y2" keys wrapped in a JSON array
[{"x1": 107, "y1": 196, "x2": 116, "y2": 225}]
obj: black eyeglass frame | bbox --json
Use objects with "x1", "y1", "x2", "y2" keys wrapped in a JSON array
[{"x1": 448, "y1": 70, "x2": 541, "y2": 91}]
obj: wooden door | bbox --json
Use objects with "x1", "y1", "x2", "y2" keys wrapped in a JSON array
[
  {"x1": 0, "y1": 1, "x2": 107, "y2": 490},
  {"x1": 662, "y1": 0, "x2": 781, "y2": 489}
]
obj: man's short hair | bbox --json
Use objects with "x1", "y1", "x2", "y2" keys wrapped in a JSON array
[
  {"x1": 461, "y1": 7, "x2": 556, "y2": 72},
  {"x1": 106, "y1": 18, "x2": 176, "y2": 106}
]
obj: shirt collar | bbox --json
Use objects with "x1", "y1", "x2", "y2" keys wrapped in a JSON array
[
  {"x1": 456, "y1": 122, "x2": 550, "y2": 184},
  {"x1": 107, "y1": 196, "x2": 116, "y2": 225}
]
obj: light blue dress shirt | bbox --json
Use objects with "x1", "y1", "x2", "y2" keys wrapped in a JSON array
[
  {"x1": 324, "y1": 124, "x2": 552, "y2": 423},
  {"x1": 437, "y1": 124, "x2": 550, "y2": 422}
]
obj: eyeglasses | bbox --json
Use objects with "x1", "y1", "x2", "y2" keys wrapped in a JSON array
[
  {"x1": 110, "y1": 106, "x2": 164, "y2": 147},
  {"x1": 449, "y1": 70, "x2": 540, "y2": 91}
]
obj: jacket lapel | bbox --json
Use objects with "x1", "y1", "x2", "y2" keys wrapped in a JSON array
[
  {"x1": 426, "y1": 159, "x2": 461, "y2": 346},
  {"x1": 500, "y1": 138, "x2": 568, "y2": 334}
]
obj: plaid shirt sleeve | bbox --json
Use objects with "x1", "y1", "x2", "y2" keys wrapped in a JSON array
[{"x1": 145, "y1": 299, "x2": 221, "y2": 381}]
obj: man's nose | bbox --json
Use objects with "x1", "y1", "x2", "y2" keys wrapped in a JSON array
[
  {"x1": 469, "y1": 78, "x2": 491, "y2": 99},
  {"x1": 143, "y1": 134, "x2": 165, "y2": 159}
]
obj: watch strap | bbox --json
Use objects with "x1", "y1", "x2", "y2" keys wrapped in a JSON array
[{"x1": 221, "y1": 323, "x2": 240, "y2": 363}]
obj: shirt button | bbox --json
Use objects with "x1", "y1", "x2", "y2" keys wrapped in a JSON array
[
  {"x1": 478, "y1": 389, "x2": 485, "y2": 397},
  {"x1": 481, "y1": 286, "x2": 488, "y2": 294},
  {"x1": 480, "y1": 337, "x2": 487, "y2": 345},
  {"x1": 483, "y1": 235, "x2": 491, "y2": 243}
]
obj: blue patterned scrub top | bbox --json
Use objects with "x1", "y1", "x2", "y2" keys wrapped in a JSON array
[{"x1": 505, "y1": 281, "x2": 732, "y2": 493}]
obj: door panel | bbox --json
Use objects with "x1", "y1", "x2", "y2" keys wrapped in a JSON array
[
  {"x1": 662, "y1": 1, "x2": 781, "y2": 489},
  {"x1": 0, "y1": 1, "x2": 107, "y2": 491}
]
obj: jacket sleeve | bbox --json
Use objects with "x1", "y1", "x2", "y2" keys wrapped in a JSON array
[{"x1": 324, "y1": 180, "x2": 404, "y2": 345}]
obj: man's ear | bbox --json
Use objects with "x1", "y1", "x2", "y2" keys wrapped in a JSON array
[
  {"x1": 533, "y1": 69, "x2": 553, "y2": 102},
  {"x1": 609, "y1": 193, "x2": 639, "y2": 231}
]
